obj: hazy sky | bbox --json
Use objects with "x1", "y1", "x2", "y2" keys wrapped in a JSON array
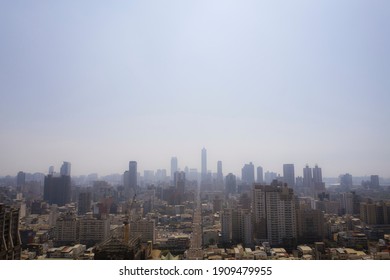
[{"x1": 1, "y1": 1, "x2": 389, "y2": 178}]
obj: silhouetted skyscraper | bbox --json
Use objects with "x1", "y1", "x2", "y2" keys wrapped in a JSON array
[
  {"x1": 78, "y1": 192, "x2": 92, "y2": 215},
  {"x1": 16, "y1": 171, "x2": 26, "y2": 187},
  {"x1": 225, "y1": 173, "x2": 237, "y2": 195},
  {"x1": 217, "y1": 161, "x2": 223, "y2": 180},
  {"x1": 174, "y1": 171, "x2": 186, "y2": 205},
  {"x1": 283, "y1": 164, "x2": 295, "y2": 187},
  {"x1": 312, "y1": 165, "x2": 322, "y2": 185},
  {"x1": 216, "y1": 160, "x2": 223, "y2": 189},
  {"x1": 128, "y1": 161, "x2": 137, "y2": 194},
  {"x1": 264, "y1": 171, "x2": 277, "y2": 184},
  {"x1": 241, "y1": 162, "x2": 255, "y2": 185},
  {"x1": 171, "y1": 157, "x2": 178, "y2": 180},
  {"x1": 340, "y1": 173, "x2": 353, "y2": 188},
  {"x1": 201, "y1": 148, "x2": 207, "y2": 180},
  {"x1": 303, "y1": 165, "x2": 312, "y2": 189},
  {"x1": 256, "y1": 166, "x2": 263, "y2": 183},
  {"x1": 43, "y1": 174, "x2": 71, "y2": 206},
  {"x1": 370, "y1": 175, "x2": 380, "y2": 188},
  {"x1": 60, "y1": 161, "x2": 71, "y2": 176}
]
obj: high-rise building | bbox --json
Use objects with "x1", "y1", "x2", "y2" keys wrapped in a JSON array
[
  {"x1": 216, "y1": 161, "x2": 224, "y2": 190},
  {"x1": 128, "y1": 161, "x2": 137, "y2": 197},
  {"x1": 312, "y1": 165, "x2": 325, "y2": 195},
  {"x1": 60, "y1": 161, "x2": 71, "y2": 176},
  {"x1": 370, "y1": 175, "x2": 380, "y2": 188},
  {"x1": 312, "y1": 165, "x2": 322, "y2": 184},
  {"x1": 252, "y1": 184, "x2": 297, "y2": 246},
  {"x1": 201, "y1": 148, "x2": 207, "y2": 180},
  {"x1": 220, "y1": 208, "x2": 252, "y2": 247},
  {"x1": 264, "y1": 171, "x2": 277, "y2": 184},
  {"x1": 283, "y1": 164, "x2": 295, "y2": 187},
  {"x1": 217, "y1": 161, "x2": 223, "y2": 181},
  {"x1": 360, "y1": 201, "x2": 390, "y2": 225},
  {"x1": 297, "y1": 208, "x2": 324, "y2": 244},
  {"x1": 78, "y1": 192, "x2": 92, "y2": 215},
  {"x1": 16, "y1": 171, "x2": 26, "y2": 187},
  {"x1": 44, "y1": 174, "x2": 71, "y2": 206},
  {"x1": 0, "y1": 204, "x2": 21, "y2": 259},
  {"x1": 303, "y1": 165, "x2": 312, "y2": 189},
  {"x1": 174, "y1": 171, "x2": 186, "y2": 205},
  {"x1": 225, "y1": 173, "x2": 237, "y2": 195},
  {"x1": 256, "y1": 166, "x2": 263, "y2": 183},
  {"x1": 241, "y1": 162, "x2": 255, "y2": 185},
  {"x1": 340, "y1": 173, "x2": 353, "y2": 188},
  {"x1": 171, "y1": 157, "x2": 178, "y2": 180}
]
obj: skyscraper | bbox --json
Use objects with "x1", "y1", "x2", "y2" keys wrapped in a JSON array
[
  {"x1": 216, "y1": 161, "x2": 224, "y2": 189},
  {"x1": 16, "y1": 171, "x2": 26, "y2": 187},
  {"x1": 256, "y1": 166, "x2": 263, "y2": 183},
  {"x1": 78, "y1": 192, "x2": 92, "y2": 215},
  {"x1": 217, "y1": 161, "x2": 223, "y2": 180},
  {"x1": 252, "y1": 184, "x2": 297, "y2": 246},
  {"x1": 283, "y1": 164, "x2": 295, "y2": 187},
  {"x1": 0, "y1": 204, "x2": 21, "y2": 259},
  {"x1": 312, "y1": 165, "x2": 322, "y2": 184},
  {"x1": 241, "y1": 162, "x2": 255, "y2": 185},
  {"x1": 340, "y1": 173, "x2": 353, "y2": 189},
  {"x1": 171, "y1": 157, "x2": 178, "y2": 180},
  {"x1": 60, "y1": 161, "x2": 71, "y2": 176},
  {"x1": 225, "y1": 173, "x2": 237, "y2": 195},
  {"x1": 303, "y1": 165, "x2": 312, "y2": 189},
  {"x1": 201, "y1": 148, "x2": 207, "y2": 180},
  {"x1": 297, "y1": 208, "x2": 325, "y2": 244},
  {"x1": 128, "y1": 161, "x2": 137, "y2": 194},
  {"x1": 370, "y1": 175, "x2": 380, "y2": 188},
  {"x1": 312, "y1": 164, "x2": 325, "y2": 194},
  {"x1": 43, "y1": 173, "x2": 71, "y2": 206},
  {"x1": 174, "y1": 171, "x2": 186, "y2": 205}
]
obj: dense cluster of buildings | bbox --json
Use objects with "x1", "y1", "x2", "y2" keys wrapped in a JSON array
[{"x1": 1, "y1": 150, "x2": 390, "y2": 260}]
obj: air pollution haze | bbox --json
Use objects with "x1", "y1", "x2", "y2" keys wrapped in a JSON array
[{"x1": 0, "y1": 1, "x2": 389, "y2": 177}]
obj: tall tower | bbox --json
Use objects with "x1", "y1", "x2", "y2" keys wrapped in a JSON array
[
  {"x1": 171, "y1": 157, "x2": 178, "y2": 180},
  {"x1": 256, "y1": 166, "x2": 263, "y2": 183},
  {"x1": 312, "y1": 165, "x2": 322, "y2": 184},
  {"x1": 283, "y1": 164, "x2": 295, "y2": 187},
  {"x1": 60, "y1": 161, "x2": 71, "y2": 176},
  {"x1": 174, "y1": 171, "x2": 186, "y2": 205},
  {"x1": 16, "y1": 171, "x2": 26, "y2": 187},
  {"x1": 217, "y1": 161, "x2": 223, "y2": 179},
  {"x1": 252, "y1": 184, "x2": 297, "y2": 246},
  {"x1": 128, "y1": 161, "x2": 137, "y2": 196},
  {"x1": 225, "y1": 173, "x2": 237, "y2": 195},
  {"x1": 241, "y1": 162, "x2": 255, "y2": 185},
  {"x1": 201, "y1": 148, "x2": 207, "y2": 180},
  {"x1": 303, "y1": 165, "x2": 312, "y2": 189},
  {"x1": 43, "y1": 173, "x2": 71, "y2": 206},
  {"x1": 217, "y1": 161, "x2": 223, "y2": 190}
]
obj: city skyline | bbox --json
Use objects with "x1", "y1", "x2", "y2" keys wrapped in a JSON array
[
  {"x1": 1, "y1": 1, "x2": 389, "y2": 177},
  {"x1": 2, "y1": 155, "x2": 388, "y2": 181}
]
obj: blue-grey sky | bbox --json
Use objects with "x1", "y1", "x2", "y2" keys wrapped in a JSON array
[{"x1": 1, "y1": 1, "x2": 389, "y2": 178}]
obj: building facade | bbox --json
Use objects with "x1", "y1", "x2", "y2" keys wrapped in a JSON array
[{"x1": 0, "y1": 204, "x2": 21, "y2": 260}]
